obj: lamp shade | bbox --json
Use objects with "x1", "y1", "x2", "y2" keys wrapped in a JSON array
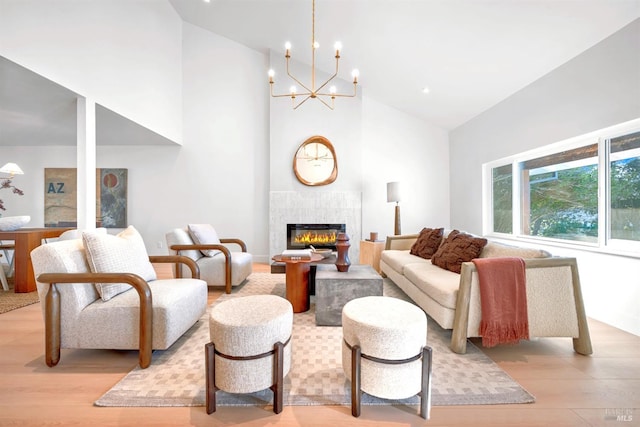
[
  {"x1": 387, "y1": 182, "x2": 401, "y2": 203},
  {"x1": 0, "y1": 162, "x2": 24, "y2": 177}
]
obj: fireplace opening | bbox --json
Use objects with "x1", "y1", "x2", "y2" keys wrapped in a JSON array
[{"x1": 287, "y1": 223, "x2": 346, "y2": 251}]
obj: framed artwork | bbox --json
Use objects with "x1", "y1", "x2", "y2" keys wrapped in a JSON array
[{"x1": 44, "y1": 168, "x2": 128, "y2": 228}]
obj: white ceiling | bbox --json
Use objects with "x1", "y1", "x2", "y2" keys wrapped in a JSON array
[
  {"x1": 0, "y1": 1, "x2": 638, "y2": 147},
  {"x1": 169, "y1": 0, "x2": 640, "y2": 129}
]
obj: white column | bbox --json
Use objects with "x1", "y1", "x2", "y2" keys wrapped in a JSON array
[{"x1": 76, "y1": 97, "x2": 96, "y2": 231}]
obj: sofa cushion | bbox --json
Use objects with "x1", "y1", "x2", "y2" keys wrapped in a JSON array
[
  {"x1": 481, "y1": 241, "x2": 551, "y2": 259},
  {"x1": 187, "y1": 224, "x2": 222, "y2": 257},
  {"x1": 380, "y1": 250, "x2": 429, "y2": 275},
  {"x1": 83, "y1": 226, "x2": 157, "y2": 302},
  {"x1": 410, "y1": 227, "x2": 444, "y2": 259},
  {"x1": 404, "y1": 262, "x2": 461, "y2": 309},
  {"x1": 77, "y1": 278, "x2": 207, "y2": 350},
  {"x1": 431, "y1": 230, "x2": 488, "y2": 274}
]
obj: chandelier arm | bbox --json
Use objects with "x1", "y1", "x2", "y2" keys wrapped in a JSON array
[
  {"x1": 315, "y1": 96, "x2": 335, "y2": 110},
  {"x1": 286, "y1": 57, "x2": 313, "y2": 94},
  {"x1": 314, "y1": 54, "x2": 340, "y2": 93},
  {"x1": 315, "y1": 73, "x2": 338, "y2": 94},
  {"x1": 318, "y1": 83, "x2": 358, "y2": 98},
  {"x1": 271, "y1": 84, "x2": 311, "y2": 98},
  {"x1": 293, "y1": 94, "x2": 314, "y2": 110}
]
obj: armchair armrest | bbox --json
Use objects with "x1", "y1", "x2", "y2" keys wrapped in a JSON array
[
  {"x1": 36, "y1": 272, "x2": 154, "y2": 369},
  {"x1": 220, "y1": 238, "x2": 248, "y2": 252},
  {"x1": 170, "y1": 243, "x2": 238, "y2": 294},
  {"x1": 149, "y1": 255, "x2": 200, "y2": 279},
  {"x1": 385, "y1": 234, "x2": 419, "y2": 250}
]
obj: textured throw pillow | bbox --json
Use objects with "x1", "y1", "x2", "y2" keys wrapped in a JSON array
[
  {"x1": 431, "y1": 230, "x2": 488, "y2": 274},
  {"x1": 83, "y1": 225, "x2": 157, "y2": 301},
  {"x1": 187, "y1": 224, "x2": 222, "y2": 257},
  {"x1": 410, "y1": 227, "x2": 444, "y2": 259}
]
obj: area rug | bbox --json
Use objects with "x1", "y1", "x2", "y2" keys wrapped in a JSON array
[
  {"x1": 0, "y1": 282, "x2": 39, "y2": 314},
  {"x1": 95, "y1": 273, "x2": 535, "y2": 408}
]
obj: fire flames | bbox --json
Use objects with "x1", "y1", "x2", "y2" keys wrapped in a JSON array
[{"x1": 294, "y1": 231, "x2": 337, "y2": 245}]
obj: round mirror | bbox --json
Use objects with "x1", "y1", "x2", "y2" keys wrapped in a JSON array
[{"x1": 293, "y1": 135, "x2": 338, "y2": 186}]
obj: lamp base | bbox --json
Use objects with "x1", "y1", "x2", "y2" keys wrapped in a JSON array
[{"x1": 394, "y1": 204, "x2": 401, "y2": 235}]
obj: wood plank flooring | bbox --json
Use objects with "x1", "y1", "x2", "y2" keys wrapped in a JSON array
[{"x1": 0, "y1": 263, "x2": 638, "y2": 426}]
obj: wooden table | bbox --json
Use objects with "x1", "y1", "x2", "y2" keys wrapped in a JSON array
[
  {"x1": 272, "y1": 253, "x2": 323, "y2": 313},
  {"x1": 359, "y1": 240, "x2": 385, "y2": 273},
  {"x1": 0, "y1": 227, "x2": 73, "y2": 293}
]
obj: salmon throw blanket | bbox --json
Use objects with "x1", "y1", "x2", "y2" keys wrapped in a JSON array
[{"x1": 472, "y1": 257, "x2": 529, "y2": 347}]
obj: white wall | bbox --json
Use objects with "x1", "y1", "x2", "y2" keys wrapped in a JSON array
[
  {"x1": 449, "y1": 19, "x2": 640, "y2": 335},
  {"x1": 267, "y1": 52, "x2": 450, "y2": 250},
  {"x1": 0, "y1": 0, "x2": 183, "y2": 143},
  {"x1": 268, "y1": 51, "x2": 363, "y2": 192},
  {"x1": 0, "y1": 19, "x2": 270, "y2": 261},
  {"x1": 361, "y1": 97, "x2": 450, "y2": 239}
]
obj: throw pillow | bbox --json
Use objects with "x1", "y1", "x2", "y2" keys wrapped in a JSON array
[
  {"x1": 410, "y1": 227, "x2": 444, "y2": 259},
  {"x1": 187, "y1": 224, "x2": 222, "y2": 257},
  {"x1": 431, "y1": 230, "x2": 488, "y2": 274},
  {"x1": 83, "y1": 225, "x2": 157, "y2": 301}
]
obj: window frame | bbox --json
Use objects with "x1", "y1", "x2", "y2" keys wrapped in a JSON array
[{"x1": 483, "y1": 118, "x2": 640, "y2": 258}]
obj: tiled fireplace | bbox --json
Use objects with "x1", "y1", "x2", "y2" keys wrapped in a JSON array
[{"x1": 269, "y1": 191, "x2": 362, "y2": 261}]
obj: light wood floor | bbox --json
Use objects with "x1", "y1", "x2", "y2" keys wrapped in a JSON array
[{"x1": 0, "y1": 263, "x2": 638, "y2": 426}]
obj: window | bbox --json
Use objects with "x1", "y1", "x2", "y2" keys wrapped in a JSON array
[
  {"x1": 491, "y1": 164, "x2": 512, "y2": 234},
  {"x1": 521, "y1": 144, "x2": 598, "y2": 243},
  {"x1": 610, "y1": 131, "x2": 640, "y2": 242},
  {"x1": 485, "y1": 119, "x2": 640, "y2": 253}
]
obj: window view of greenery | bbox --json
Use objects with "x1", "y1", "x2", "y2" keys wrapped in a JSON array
[
  {"x1": 489, "y1": 125, "x2": 640, "y2": 249},
  {"x1": 492, "y1": 165, "x2": 512, "y2": 234},
  {"x1": 527, "y1": 163, "x2": 598, "y2": 242},
  {"x1": 610, "y1": 131, "x2": 640, "y2": 242}
]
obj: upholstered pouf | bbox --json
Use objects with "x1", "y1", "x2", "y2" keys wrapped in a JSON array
[
  {"x1": 342, "y1": 296, "x2": 432, "y2": 419},
  {"x1": 205, "y1": 295, "x2": 293, "y2": 414}
]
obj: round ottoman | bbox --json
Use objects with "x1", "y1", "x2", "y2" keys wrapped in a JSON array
[
  {"x1": 342, "y1": 296, "x2": 432, "y2": 419},
  {"x1": 205, "y1": 295, "x2": 293, "y2": 414}
]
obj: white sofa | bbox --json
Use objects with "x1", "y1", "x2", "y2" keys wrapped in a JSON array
[{"x1": 380, "y1": 231, "x2": 592, "y2": 355}]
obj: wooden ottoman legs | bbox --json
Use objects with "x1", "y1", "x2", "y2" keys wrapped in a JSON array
[
  {"x1": 205, "y1": 340, "x2": 287, "y2": 415},
  {"x1": 420, "y1": 346, "x2": 433, "y2": 419},
  {"x1": 350, "y1": 343, "x2": 433, "y2": 419},
  {"x1": 205, "y1": 342, "x2": 217, "y2": 414}
]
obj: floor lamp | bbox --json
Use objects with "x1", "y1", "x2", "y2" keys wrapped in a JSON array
[{"x1": 387, "y1": 182, "x2": 401, "y2": 235}]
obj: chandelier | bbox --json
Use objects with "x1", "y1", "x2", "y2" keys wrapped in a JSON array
[{"x1": 267, "y1": 0, "x2": 359, "y2": 110}]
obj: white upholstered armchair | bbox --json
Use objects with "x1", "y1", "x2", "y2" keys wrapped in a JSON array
[
  {"x1": 31, "y1": 227, "x2": 208, "y2": 369},
  {"x1": 166, "y1": 225, "x2": 252, "y2": 294}
]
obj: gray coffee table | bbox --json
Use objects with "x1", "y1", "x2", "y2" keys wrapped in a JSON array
[{"x1": 314, "y1": 264, "x2": 383, "y2": 326}]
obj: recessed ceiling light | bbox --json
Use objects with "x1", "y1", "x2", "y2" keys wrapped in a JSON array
[{"x1": 422, "y1": 87, "x2": 430, "y2": 94}]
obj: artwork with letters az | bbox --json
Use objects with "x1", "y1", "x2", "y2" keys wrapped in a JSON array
[{"x1": 44, "y1": 168, "x2": 127, "y2": 228}]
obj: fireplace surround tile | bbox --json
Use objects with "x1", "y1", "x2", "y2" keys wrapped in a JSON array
[{"x1": 270, "y1": 191, "x2": 362, "y2": 262}]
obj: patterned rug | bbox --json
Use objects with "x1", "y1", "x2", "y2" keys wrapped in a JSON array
[
  {"x1": 0, "y1": 281, "x2": 40, "y2": 315},
  {"x1": 95, "y1": 272, "x2": 535, "y2": 408}
]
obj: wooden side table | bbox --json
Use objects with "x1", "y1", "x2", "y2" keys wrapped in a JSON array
[
  {"x1": 359, "y1": 240, "x2": 385, "y2": 274},
  {"x1": 272, "y1": 253, "x2": 323, "y2": 313}
]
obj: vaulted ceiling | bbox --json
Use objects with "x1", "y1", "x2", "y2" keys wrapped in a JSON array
[
  {"x1": 1, "y1": 1, "x2": 638, "y2": 147},
  {"x1": 169, "y1": 0, "x2": 640, "y2": 129}
]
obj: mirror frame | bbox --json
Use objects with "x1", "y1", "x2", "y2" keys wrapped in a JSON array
[{"x1": 293, "y1": 135, "x2": 338, "y2": 186}]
